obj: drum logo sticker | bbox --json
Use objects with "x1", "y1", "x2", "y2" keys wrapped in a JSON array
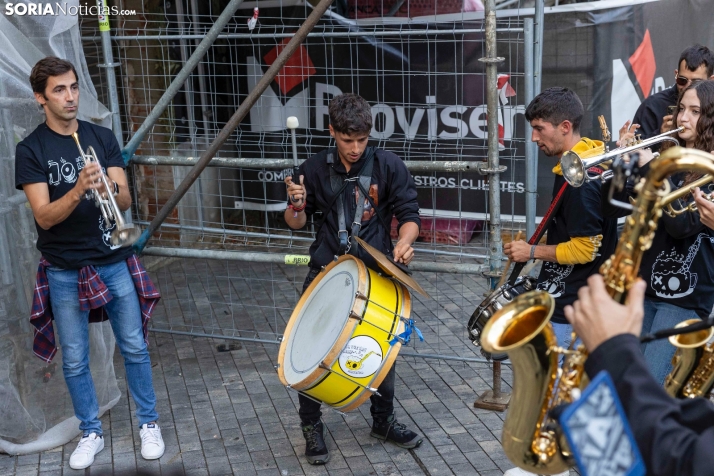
[{"x1": 339, "y1": 335, "x2": 383, "y2": 378}]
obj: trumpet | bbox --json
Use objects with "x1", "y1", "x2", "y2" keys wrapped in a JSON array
[
  {"x1": 560, "y1": 127, "x2": 683, "y2": 187},
  {"x1": 662, "y1": 173, "x2": 714, "y2": 216},
  {"x1": 71, "y1": 132, "x2": 139, "y2": 247}
]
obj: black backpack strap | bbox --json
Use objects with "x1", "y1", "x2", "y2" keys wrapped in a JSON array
[
  {"x1": 327, "y1": 149, "x2": 351, "y2": 255},
  {"x1": 348, "y1": 149, "x2": 376, "y2": 255}
]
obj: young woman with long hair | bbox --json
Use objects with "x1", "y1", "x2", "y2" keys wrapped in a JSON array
[{"x1": 603, "y1": 80, "x2": 714, "y2": 384}]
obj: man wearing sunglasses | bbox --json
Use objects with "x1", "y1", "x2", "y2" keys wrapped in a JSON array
[{"x1": 631, "y1": 44, "x2": 714, "y2": 146}]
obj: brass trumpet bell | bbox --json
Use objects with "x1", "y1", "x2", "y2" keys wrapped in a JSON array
[{"x1": 560, "y1": 127, "x2": 683, "y2": 187}]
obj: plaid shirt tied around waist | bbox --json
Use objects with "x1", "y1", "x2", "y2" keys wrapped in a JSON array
[{"x1": 30, "y1": 255, "x2": 161, "y2": 363}]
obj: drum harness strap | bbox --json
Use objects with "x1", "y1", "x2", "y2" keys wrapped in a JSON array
[
  {"x1": 326, "y1": 147, "x2": 381, "y2": 257},
  {"x1": 506, "y1": 165, "x2": 604, "y2": 286},
  {"x1": 321, "y1": 148, "x2": 423, "y2": 346}
]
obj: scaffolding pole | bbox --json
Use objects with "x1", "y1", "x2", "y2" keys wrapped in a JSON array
[
  {"x1": 524, "y1": 18, "x2": 537, "y2": 239},
  {"x1": 97, "y1": 0, "x2": 123, "y2": 147},
  {"x1": 480, "y1": 0, "x2": 506, "y2": 289},
  {"x1": 131, "y1": 155, "x2": 495, "y2": 173},
  {"x1": 474, "y1": 0, "x2": 510, "y2": 414}
]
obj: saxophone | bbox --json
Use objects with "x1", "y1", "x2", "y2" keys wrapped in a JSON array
[
  {"x1": 480, "y1": 147, "x2": 714, "y2": 474},
  {"x1": 663, "y1": 319, "x2": 714, "y2": 398}
]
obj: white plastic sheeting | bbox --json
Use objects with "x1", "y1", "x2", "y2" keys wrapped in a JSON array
[{"x1": 0, "y1": 0, "x2": 120, "y2": 455}]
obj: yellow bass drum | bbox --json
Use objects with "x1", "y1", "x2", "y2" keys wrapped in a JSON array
[{"x1": 277, "y1": 255, "x2": 410, "y2": 412}]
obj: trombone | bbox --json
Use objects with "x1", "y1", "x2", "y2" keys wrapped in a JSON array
[
  {"x1": 560, "y1": 127, "x2": 683, "y2": 187},
  {"x1": 71, "y1": 132, "x2": 140, "y2": 247}
]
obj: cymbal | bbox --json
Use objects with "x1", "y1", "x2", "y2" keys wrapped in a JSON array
[{"x1": 354, "y1": 237, "x2": 431, "y2": 298}]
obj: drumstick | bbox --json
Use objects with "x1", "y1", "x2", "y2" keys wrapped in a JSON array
[
  {"x1": 497, "y1": 230, "x2": 523, "y2": 288},
  {"x1": 287, "y1": 116, "x2": 300, "y2": 217},
  {"x1": 522, "y1": 259, "x2": 541, "y2": 276}
]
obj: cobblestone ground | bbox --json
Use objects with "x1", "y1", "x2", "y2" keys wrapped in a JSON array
[{"x1": 4, "y1": 258, "x2": 575, "y2": 476}]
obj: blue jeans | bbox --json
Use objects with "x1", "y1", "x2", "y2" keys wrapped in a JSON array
[
  {"x1": 552, "y1": 322, "x2": 577, "y2": 365},
  {"x1": 47, "y1": 261, "x2": 159, "y2": 436},
  {"x1": 641, "y1": 298, "x2": 699, "y2": 385}
]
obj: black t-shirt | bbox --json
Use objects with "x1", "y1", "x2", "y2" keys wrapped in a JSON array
[
  {"x1": 639, "y1": 174, "x2": 714, "y2": 317},
  {"x1": 602, "y1": 168, "x2": 714, "y2": 317},
  {"x1": 15, "y1": 120, "x2": 132, "y2": 269},
  {"x1": 292, "y1": 148, "x2": 421, "y2": 270},
  {"x1": 536, "y1": 174, "x2": 618, "y2": 323},
  {"x1": 632, "y1": 86, "x2": 679, "y2": 151}
]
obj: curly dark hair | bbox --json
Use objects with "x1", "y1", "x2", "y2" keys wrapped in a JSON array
[
  {"x1": 328, "y1": 93, "x2": 372, "y2": 134},
  {"x1": 664, "y1": 80, "x2": 714, "y2": 185},
  {"x1": 524, "y1": 87, "x2": 584, "y2": 133},
  {"x1": 30, "y1": 56, "x2": 78, "y2": 96}
]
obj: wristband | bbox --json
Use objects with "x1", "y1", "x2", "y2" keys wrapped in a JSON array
[
  {"x1": 529, "y1": 245, "x2": 536, "y2": 260},
  {"x1": 289, "y1": 201, "x2": 306, "y2": 212}
]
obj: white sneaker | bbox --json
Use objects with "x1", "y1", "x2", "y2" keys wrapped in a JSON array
[
  {"x1": 140, "y1": 422, "x2": 165, "y2": 460},
  {"x1": 69, "y1": 432, "x2": 104, "y2": 470},
  {"x1": 503, "y1": 468, "x2": 570, "y2": 476}
]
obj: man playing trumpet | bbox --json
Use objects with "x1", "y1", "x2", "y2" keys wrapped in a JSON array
[
  {"x1": 504, "y1": 87, "x2": 619, "y2": 355},
  {"x1": 14, "y1": 57, "x2": 164, "y2": 469}
]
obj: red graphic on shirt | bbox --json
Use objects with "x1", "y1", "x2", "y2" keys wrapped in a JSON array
[
  {"x1": 629, "y1": 29, "x2": 656, "y2": 99},
  {"x1": 355, "y1": 184, "x2": 379, "y2": 222},
  {"x1": 263, "y1": 38, "x2": 316, "y2": 95}
]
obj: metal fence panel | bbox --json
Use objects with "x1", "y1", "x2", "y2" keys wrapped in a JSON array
[{"x1": 80, "y1": 2, "x2": 530, "y2": 362}]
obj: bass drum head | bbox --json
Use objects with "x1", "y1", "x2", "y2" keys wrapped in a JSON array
[{"x1": 281, "y1": 258, "x2": 361, "y2": 386}]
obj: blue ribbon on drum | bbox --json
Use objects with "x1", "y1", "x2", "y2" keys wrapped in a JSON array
[{"x1": 389, "y1": 319, "x2": 424, "y2": 346}]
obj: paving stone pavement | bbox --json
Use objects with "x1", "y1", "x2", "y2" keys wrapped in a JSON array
[{"x1": 5, "y1": 258, "x2": 577, "y2": 476}]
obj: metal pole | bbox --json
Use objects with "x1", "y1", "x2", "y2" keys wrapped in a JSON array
[
  {"x1": 480, "y1": 0, "x2": 505, "y2": 290},
  {"x1": 148, "y1": 328, "x2": 507, "y2": 364},
  {"x1": 524, "y1": 18, "x2": 537, "y2": 239},
  {"x1": 131, "y1": 155, "x2": 496, "y2": 172},
  {"x1": 132, "y1": 0, "x2": 335, "y2": 254},
  {"x1": 142, "y1": 246, "x2": 488, "y2": 274},
  {"x1": 534, "y1": 0, "x2": 544, "y2": 94},
  {"x1": 492, "y1": 361, "x2": 502, "y2": 396},
  {"x1": 177, "y1": 0, "x2": 205, "y2": 230},
  {"x1": 121, "y1": 0, "x2": 246, "y2": 163},
  {"x1": 474, "y1": 0, "x2": 511, "y2": 413},
  {"x1": 135, "y1": 220, "x2": 489, "y2": 259},
  {"x1": 97, "y1": 0, "x2": 123, "y2": 147},
  {"x1": 84, "y1": 28, "x2": 525, "y2": 42},
  {"x1": 175, "y1": 0, "x2": 199, "y2": 150},
  {"x1": 190, "y1": 0, "x2": 211, "y2": 130}
]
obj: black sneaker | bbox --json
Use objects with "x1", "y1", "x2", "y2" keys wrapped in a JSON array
[
  {"x1": 370, "y1": 413, "x2": 423, "y2": 449},
  {"x1": 301, "y1": 419, "x2": 329, "y2": 465}
]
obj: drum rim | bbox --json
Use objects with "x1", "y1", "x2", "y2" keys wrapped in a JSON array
[
  {"x1": 277, "y1": 255, "x2": 368, "y2": 388},
  {"x1": 476, "y1": 275, "x2": 537, "y2": 312}
]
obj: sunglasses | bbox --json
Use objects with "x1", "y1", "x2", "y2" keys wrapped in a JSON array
[{"x1": 675, "y1": 74, "x2": 703, "y2": 87}]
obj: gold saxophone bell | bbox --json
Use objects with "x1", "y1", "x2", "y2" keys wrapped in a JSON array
[
  {"x1": 71, "y1": 132, "x2": 140, "y2": 247},
  {"x1": 480, "y1": 291, "x2": 577, "y2": 474},
  {"x1": 664, "y1": 319, "x2": 714, "y2": 396}
]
